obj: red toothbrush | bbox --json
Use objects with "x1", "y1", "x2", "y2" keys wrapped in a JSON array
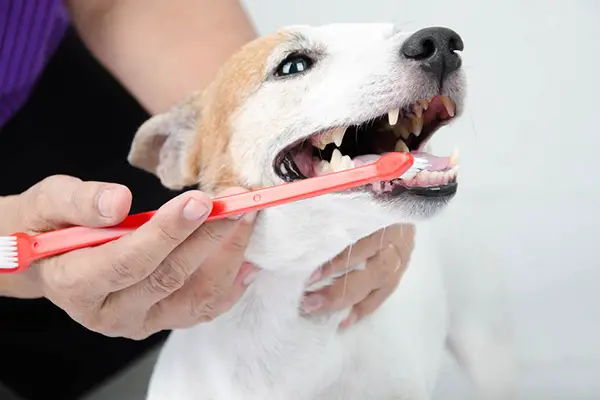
[{"x1": 0, "y1": 153, "x2": 426, "y2": 273}]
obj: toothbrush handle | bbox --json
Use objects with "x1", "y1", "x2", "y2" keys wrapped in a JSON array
[{"x1": 26, "y1": 152, "x2": 415, "y2": 261}]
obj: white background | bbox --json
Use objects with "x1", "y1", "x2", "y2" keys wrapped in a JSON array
[{"x1": 240, "y1": 1, "x2": 600, "y2": 398}]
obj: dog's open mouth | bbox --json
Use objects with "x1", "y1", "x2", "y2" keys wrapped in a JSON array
[{"x1": 274, "y1": 95, "x2": 459, "y2": 197}]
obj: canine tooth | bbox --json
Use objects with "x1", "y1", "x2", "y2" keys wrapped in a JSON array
[
  {"x1": 331, "y1": 127, "x2": 347, "y2": 147},
  {"x1": 449, "y1": 148, "x2": 459, "y2": 165},
  {"x1": 441, "y1": 96, "x2": 456, "y2": 117},
  {"x1": 330, "y1": 148, "x2": 343, "y2": 170},
  {"x1": 411, "y1": 115, "x2": 423, "y2": 136},
  {"x1": 395, "y1": 139, "x2": 409, "y2": 153},
  {"x1": 388, "y1": 108, "x2": 400, "y2": 126}
]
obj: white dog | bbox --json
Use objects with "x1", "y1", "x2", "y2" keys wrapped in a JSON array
[{"x1": 128, "y1": 23, "x2": 515, "y2": 400}]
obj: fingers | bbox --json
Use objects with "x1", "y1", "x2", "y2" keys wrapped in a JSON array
[
  {"x1": 144, "y1": 260, "x2": 258, "y2": 331},
  {"x1": 35, "y1": 184, "x2": 260, "y2": 339},
  {"x1": 307, "y1": 224, "x2": 413, "y2": 285},
  {"x1": 302, "y1": 243, "x2": 402, "y2": 315},
  {"x1": 42, "y1": 190, "x2": 213, "y2": 303},
  {"x1": 110, "y1": 191, "x2": 257, "y2": 312},
  {"x1": 20, "y1": 175, "x2": 132, "y2": 231},
  {"x1": 339, "y1": 278, "x2": 399, "y2": 329}
]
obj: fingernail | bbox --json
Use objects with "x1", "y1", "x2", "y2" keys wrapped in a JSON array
[
  {"x1": 243, "y1": 271, "x2": 258, "y2": 286},
  {"x1": 98, "y1": 189, "x2": 115, "y2": 218},
  {"x1": 306, "y1": 269, "x2": 322, "y2": 286},
  {"x1": 183, "y1": 198, "x2": 210, "y2": 221},
  {"x1": 240, "y1": 262, "x2": 259, "y2": 286},
  {"x1": 301, "y1": 294, "x2": 324, "y2": 314},
  {"x1": 243, "y1": 211, "x2": 257, "y2": 224},
  {"x1": 339, "y1": 312, "x2": 357, "y2": 329}
]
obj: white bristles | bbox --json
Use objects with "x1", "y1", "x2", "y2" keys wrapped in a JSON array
[
  {"x1": 399, "y1": 157, "x2": 430, "y2": 179},
  {"x1": 0, "y1": 237, "x2": 18, "y2": 269}
]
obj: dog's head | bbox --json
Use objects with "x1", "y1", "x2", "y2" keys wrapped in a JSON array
[{"x1": 129, "y1": 23, "x2": 466, "y2": 265}]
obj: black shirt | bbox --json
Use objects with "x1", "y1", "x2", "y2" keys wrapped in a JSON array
[{"x1": 0, "y1": 28, "x2": 180, "y2": 400}]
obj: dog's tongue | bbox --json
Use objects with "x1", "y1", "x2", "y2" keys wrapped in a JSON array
[{"x1": 353, "y1": 152, "x2": 450, "y2": 171}]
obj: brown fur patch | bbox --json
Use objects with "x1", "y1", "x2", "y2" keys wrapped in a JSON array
[{"x1": 184, "y1": 32, "x2": 289, "y2": 194}]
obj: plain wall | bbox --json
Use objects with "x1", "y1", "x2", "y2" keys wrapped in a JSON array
[{"x1": 241, "y1": 1, "x2": 600, "y2": 398}]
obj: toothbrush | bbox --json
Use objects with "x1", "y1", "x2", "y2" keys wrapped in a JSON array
[{"x1": 0, "y1": 153, "x2": 427, "y2": 273}]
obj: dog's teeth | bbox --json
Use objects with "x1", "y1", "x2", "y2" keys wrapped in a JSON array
[
  {"x1": 441, "y1": 96, "x2": 456, "y2": 117},
  {"x1": 388, "y1": 108, "x2": 400, "y2": 126},
  {"x1": 398, "y1": 124, "x2": 410, "y2": 139},
  {"x1": 340, "y1": 155, "x2": 355, "y2": 170},
  {"x1": 330, "y1": 148, "x2": 343, "y2": 171},
  {"x1": 317, "y1": 160, "x2": 332, "y2": 174},
  {"x1": 418, "y1": 99, "x2": 430, "y2": 110},
  {"x1": 329, "y1": 151, "x2": 355, "y2": 172},
  {"x1": 312, "y1": 134, "x2": 328, "y2": 150},
  {"x1": 331, "y1": 127, "x2": 347, "y2": 147},
  {"x1": 449, "y1": 147, "x2": 459, "y2": 166},
  {"x1": 412, "y1": 104, "x2": 423, "y2": 118},
  {"x1": 315, "y1": 140, "x2": 327, "y2": 150},
  {"x1": 394, "y1": 139, "x2": 409, "y2": 153},
  {"x1": 411, "y1": 115, "x2": 423, "y2": 136}
]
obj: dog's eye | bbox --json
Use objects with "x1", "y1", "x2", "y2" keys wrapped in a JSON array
[{"x1": 275, "y1": 55, "x2": 314, "y2": 77}]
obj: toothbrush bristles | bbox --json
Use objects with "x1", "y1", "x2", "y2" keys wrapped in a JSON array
[
  {"x1": 0, "y1": 237, "x2": 18, "y2": 269},
  {"x1": 398, "y1": 157, "x2": 429, "y2": 178}
]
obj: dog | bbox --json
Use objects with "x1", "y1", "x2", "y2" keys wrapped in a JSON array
[{"x1": 128, "y1": 23, "x2": 515, "y2": 400}]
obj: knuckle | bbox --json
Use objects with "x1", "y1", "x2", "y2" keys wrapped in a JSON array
[
  {"x1": 373, "y1": 256, "x2": 395, "y2": 283},
  {"x1": 188, "y1": 283, "x2": 227, "y2": 322},
  {"x1": 108, "y1": 247, "x2": 154, "y2": 284},
  {"x1": 156, "y1": 224, "x2": 182, "y2": 243},
  {"x1": 225, "y1": 234, "x2": 250, "y2": 253},
  {"x1": 109, "y1": 258, "x2": 138, "y2": 283},
  {"x1": 146, "y1": 266, "x2": 186, "y2": 295},
  {"x1": 199, "y1": 224, "x2": 227, "y2": 246}
]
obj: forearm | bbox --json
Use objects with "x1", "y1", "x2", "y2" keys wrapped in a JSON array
[{"x1": 66, "y1": 0, "x2": 257, "y2": 114}]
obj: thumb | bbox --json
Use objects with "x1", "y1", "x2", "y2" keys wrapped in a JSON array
[{"x1": 19, "y1": 175, "x2": 132, "y2": 232}]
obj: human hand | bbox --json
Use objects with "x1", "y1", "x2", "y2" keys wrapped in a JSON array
[
  {"x1": 301, "y1": 224, "x2": 415, "y2": 329},
  {"x1": 0, "y1": 175, "x2": 258, "y2": 339}
]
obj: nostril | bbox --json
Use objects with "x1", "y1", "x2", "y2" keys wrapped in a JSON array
[
  {"x1": 448, "y1": 36, "x2": 464, "y2": 52},
  {"x1": 448, "y1": 38, "x2": 458, "y2": 52},
  {"x1": 419, "y1": 39, "x2": 436, "y2": 59}
]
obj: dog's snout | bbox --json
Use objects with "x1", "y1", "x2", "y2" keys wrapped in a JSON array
[{"x1": 401, "y1": 27, "x2": 464, "y2": 82}]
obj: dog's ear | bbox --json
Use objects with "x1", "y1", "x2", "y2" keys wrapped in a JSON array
[{"x1": 128, "y1": 92, "x2": 202, "y2": 190}]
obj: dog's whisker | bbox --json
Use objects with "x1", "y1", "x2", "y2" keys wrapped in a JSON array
[
  {"x1": 379, "y1": 227, "x2": 387, "y2": 251},
  {"x1": 341, "y1": 244, "x2": 353, "y2": 302},
  {"x1": 468, "y1": 112, "x2": 478, "y2": 140}
]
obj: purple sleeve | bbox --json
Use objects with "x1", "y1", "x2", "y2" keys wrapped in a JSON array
[{"x1": 0, "y1": 0, "x2": 69, "y2": 128}]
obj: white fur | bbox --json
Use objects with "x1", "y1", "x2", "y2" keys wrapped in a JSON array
[{"x1": 133, "y1": 23, "x2": 515, "y2": 400}]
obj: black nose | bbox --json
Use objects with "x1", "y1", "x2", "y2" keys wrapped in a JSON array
[{"x1": 401, "y1": 27, "x2": 464, "y2": 82}]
